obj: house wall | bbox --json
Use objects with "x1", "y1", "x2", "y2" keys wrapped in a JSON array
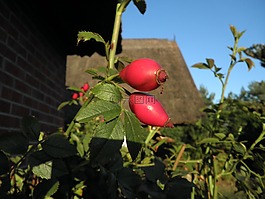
[{"x1": 0, "y1": 1, "x2": 67, "y2": 134}]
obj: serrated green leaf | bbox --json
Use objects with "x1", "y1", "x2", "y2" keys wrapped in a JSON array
[
  {"x1": 89, "y1": 119, "x2": 124, "y2": 165},
  {"x1": 32, "y1": 161, "x2": 52, "y2": 179},
  {"x1": 197, "y1": 137, "x2": 220, "y2": 144},
  {"x1": 76, "y1": 99, "x2": 121, "y2": 123},
  {"x1": 191, "y1": 63, "x2": 209, "y2": 69},
  {"x1": 206, "y1": 58, "x2": 215, "y2": 68},
  {"x1": 77, "y1": 31, "x2": 106, "y2": 45},
  {"x1": 133, "y1": 0, "x2": 146, "y2": 14},
  {"x1": 94, "y1": 118, "x2": 124, "y2": 140},
  {"x1": 123, "y1": 109, "x2": 146, "y2": 144},
  {"x1": 33, "y1": 178, "x2": 59, "y2": 198},
  {"x1": 123, "y1": 110, "x2": 146, "y2": 160},
  {"x1": 91, "y1": 83, "x2": 122, "y2": 103},
  {"x1": 42, "y1": 133, "x2": 77, "y2": 158}
]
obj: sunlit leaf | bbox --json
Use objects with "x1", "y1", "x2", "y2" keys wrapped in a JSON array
[
  {"x1": 237, "y1": 30, "x2": 246, "y2": 40},
  {"x1": 91, "y1": 83, "x2": 122, "y2": 103},
  {"x1": 89, "y1": 119, "x2": 124, "y2": 165},
  {"x1": 206, "y1": 58, "x2": 215, "y2": 68},
  {"x1": 230, "y1": 25, "x2": 237, "y2": 39},
  {"x1": 237, "y1": 47, "x2": 247, "y2": 53},
  {"x1": 191, "y1": 63, "x2": 209, "y2": 69},
  {"x1": 244, "y1": 58, "x2": 255, "y2": 71},
  {"x1": 77, "y1": 31, "x2": 106, "y2": 45},
  {"x1": 32, "y1": 161, "x2": 52, "y2": 179},
  {"x1": 76, "y1": 99, "x2": 121, "y2": 123},
  {"x1": 123, "y1": 109, "x2": 146, "y2": 160}
]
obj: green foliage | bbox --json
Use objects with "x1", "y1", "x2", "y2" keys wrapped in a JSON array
[{"x1": 0, "y1": 1, "x2": 264, "y2": 199}]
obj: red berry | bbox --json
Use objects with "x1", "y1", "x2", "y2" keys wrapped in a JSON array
[
  {"x1": 79, "y1": 92, "x2": 84, "y2": 97},
  {"x1": 72, "y1": 93, "x2": 79, "y2": 100},
  {"x1": 82, "y1": 83, "x2": 90, "y2": 92},
  {"x1": 119, "y1": 58, "x2": 168, "y2": 91},
  {"x1": 129, "y1": 92, "x2": 174, "y2": 127}
]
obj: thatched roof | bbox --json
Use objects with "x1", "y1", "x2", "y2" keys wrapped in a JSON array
[{"x1": 66, "y1": 39, "x2": 205, "y2": 124}]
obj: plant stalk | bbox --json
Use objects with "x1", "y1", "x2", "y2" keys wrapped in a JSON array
[
  {"x1": 220, "y1": 37, "x2": 239, "y2": 104},
  {"x1": 109, "y1": 0, "x2": 131, "y2": 71}
]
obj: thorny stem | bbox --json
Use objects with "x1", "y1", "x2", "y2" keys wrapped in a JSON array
[{"x1": 108, "y1": 0, "x2": 131, "y2": 72}]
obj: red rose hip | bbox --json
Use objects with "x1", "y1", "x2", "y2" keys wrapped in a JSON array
[
  {"x1": 119, "y1": 58, "x2": 168, "y2": 91},
  {"x1": 129, "y1": 92, "x2": 173, "y2": 127}
]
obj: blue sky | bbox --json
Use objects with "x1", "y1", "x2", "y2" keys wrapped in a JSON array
[{"x1": 121, "y1": 0, "x2": 265, "y2": 102}]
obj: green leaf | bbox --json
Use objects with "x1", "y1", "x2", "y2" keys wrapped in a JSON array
[
  {"x1": 237, "y1": 47, "x2": 247, "y2": 53},
  {"x1": 42, "y1": 133, "x2": 77, "y2": 158},
  {"x1": 230, "y1": 25, "x2": 237, "y2": 39},
  {"x1": 133, "y1": 0, "x2": 146, "y2": 14},
  {"x1": 237, "y1": 30, "x2": 246, "y2": 40},
  {"x1": 197, "y1": 137, "x2": 220, "y2": 144},
  {"x1": 214, "y1": 65, "x2": 222, "y2": 73},
  {"x1": 94, "y1": 117, "x2": 124, "y2": 140},
  {"x1": 91, "y1": 83, "x2": 122, "y2": 103},
  {"x1": 32, "y1": 161, "x2": 52, "y2": 179},
  {"x1": 123, "y1": 109, "x2": 146, "y2": 144},
  {"x1": 85, "y1": 68, "x2": 98, "y2": 76},
  {"x1": 0, "y1": 133, "x2": 28, "y2": 155},
  {"x1": 230, "y1": 54, "x2": 237, "y2": 61},
  {"x1": 89, "y1": 119, "x2": 124, "y2": 164},
  {"x1": 77, "y1": 31, "x2": 106, "y2": 45},
  {"x1": 57, "y1": 101, "x2": 70, "y2": 110},
  {"x1": 21, "y1": 116, "x2": 40, "y2": 142},
  {"x1": 76, "y1": 99, "x2": 121, "y2": 123},
  {"x1": 33, "y1": 178, "x2": 59, "y2": 198},
  {"x1": 123, "y1": 110, "x2": 146, "y2": 160},
  {"x1": 70, "y1": 133, "x2": 84, "y2": 157},
  {"x1": 191, "y1": 63, "x2": 209, "y2": 69},
  {"x1": 214, "y1": 133, "x2": 226, "y2": 140},
  {"x1": 206, "y1": 58, "x2": 215, "y2": 68}
]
